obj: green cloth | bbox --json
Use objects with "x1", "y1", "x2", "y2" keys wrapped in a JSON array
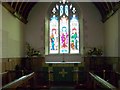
[{"x1": 53, "y1": 67, "x2": 73, "y2": 82}]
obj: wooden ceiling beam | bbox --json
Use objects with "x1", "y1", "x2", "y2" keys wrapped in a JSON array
[
  {"x1": 23, "y1": 2, "x2": 36, "y2": 19},
  {"x1": 2, "y1": 2, "x2": 120, "y2": 24},
  {"x1": 93, "y1": 2, "x2": 105, "y2": 20},
  {"x1": 18, "y1": 1, "x2": 24, "y2": 14},
  {"x1": 2, "y1": 2, "x2": 15, "y2": 14},
  {"x1": 100, "y1": 2, "x2": 109, "y2": 13},
  {"x1": 102, "y1": 2, "x2": 120, "y2": 22},
  {"x1": 109, "y1": 2, "x2": 114, "y2": 9},
  {"x1": 21, "y1": 2, "x2": 29, "y2": 17},
  {"x1": 22, "y1": 2, "x2": 33, "y2": 19},
  {"x1": 2, "y1": 2, "x2": 28, "y2": 24},
  {"x1": 11, "y1": 0, "x2": 14, "y2": 7},
  {"x1": 106, "y1": 2, "x2": 111, "y2": 12},
  {"x1": 14, "y1": 0, "x2": 19, "y2": 11}
]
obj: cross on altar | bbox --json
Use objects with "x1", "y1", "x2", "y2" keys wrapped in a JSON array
[{"x1": 59, "y1": 69, "x2": 67, "y2": 77}]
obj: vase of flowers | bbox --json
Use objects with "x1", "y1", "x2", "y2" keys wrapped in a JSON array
[
  {"x1": 25, "y1": 42, "x2": 41, "y2": 57},
  {"x1": 87, "y1": 47, "x2": 103, "y2": 56}
]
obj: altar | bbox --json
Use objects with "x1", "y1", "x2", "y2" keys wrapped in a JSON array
[
  {"x1": 43, "y1": 62, "x2": 84, "y2": 85},
  {"x1": 30, "y1": 57, "x2": 85, "y2": 86}
]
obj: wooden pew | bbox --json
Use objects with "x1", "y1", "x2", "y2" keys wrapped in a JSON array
[
  {"x1": 0, "y1": 72, "x2": 8, "y2": 75},
  {"x1": 89, "y1": 72, "x2": 117, "y2": 90},
  {"x1": 115, "y1": 72, "x2": 120, "y2": 89},
  {"x1": 1, "y1": 70, "x2": 26, "y2": 87},
  {"x1": 74, "y1": 70, "x2": 88, "y2": 89},
  {"x1": 1, "y1": 72, "x2": 35, "y2": 90},
  {"x1": 0, "y1": 72, "x2": 9, "y2": 86},
  {"x1": 116, "y1": 72, "x2": 120, "y2": 76},
  {"x1": 7, "y1": 70, "x2": 24, "y2": 82},
  {"x1": 34, "y1": 71, "x2": 50, "y2": 89}
]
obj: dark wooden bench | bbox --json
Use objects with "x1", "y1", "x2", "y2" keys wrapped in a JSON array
[
  {"x1": 115, "y1": 72, "x2": 120, "y2": 89},
  {"x1": 34, "y1": 70, "x2": 50, "y2": 89},
  {"x1": 2, "y1": 72, "x2": 35, "y2": 90},
  {"x1": 89, "y1": 72, "x2": 117, "y2": 90},
  {"x1": 0, "y1": 72, "x2": 9, "y2": 86}
]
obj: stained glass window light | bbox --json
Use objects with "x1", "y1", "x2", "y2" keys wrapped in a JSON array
[
  {"x1": 50, "y1": 15, "x2": 59, "y2": 54},
  {"x1": 60, "y1": 16, "x2": 69, "y2": 53},
  {"x1": 70, "y1": 15, "x2": 79, "y2": 53},
  {"x1": 65, "y1": 5, "x2": 68, "y2": 16},
  {"x1": 60, "y1": 5, "x2": 63, "y2": 16}
]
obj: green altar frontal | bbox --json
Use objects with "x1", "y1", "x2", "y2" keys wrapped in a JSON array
[{"x1": 41, "y1": 62, "x2": 84, "y2": 85}]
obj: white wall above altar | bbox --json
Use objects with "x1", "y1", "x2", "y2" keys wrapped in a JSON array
[{"x1": 45, "y1": 54, "x2": 83, "y2": 63}]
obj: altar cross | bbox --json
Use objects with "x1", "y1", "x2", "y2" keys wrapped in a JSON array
[{"x1": 59, "y1": 69, "x2": 67, "y2": 77}]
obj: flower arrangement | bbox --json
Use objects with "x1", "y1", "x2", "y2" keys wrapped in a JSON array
[
  {"x1": 87, "y1": 47, "x2": 103, "y2": 56},
  {"x1": 25, "y1": 42, "x2": 41, "y2": 57}
]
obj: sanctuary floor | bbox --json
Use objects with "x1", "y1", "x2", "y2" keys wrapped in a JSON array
[{"x1": 50, "y1": 86, "x2": 74, "y2": 90}]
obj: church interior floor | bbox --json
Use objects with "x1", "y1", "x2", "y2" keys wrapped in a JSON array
[{"x1": 50, "y1": 86, "x2": 75, "y2": 90}]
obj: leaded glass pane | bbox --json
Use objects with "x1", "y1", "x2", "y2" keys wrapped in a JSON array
[
  {"x1": 56, "y1": 4, "x2": 59, "y2": 10},
  {"x1": 52, "y1": 8, "x2": 56, "y2": 14},
  {"x1": 60, "y1": 5, "x2": 63, "y2": 16},
  {"x1": 70, "y1": 4, "x2": 72, "y2": 9},
  {"x1": 50, "y1": 15, "x2": 59, "y2": 54},
  {"x1": 60, "y1": 16, "x2": 69, "y2": 53},
  {"x1": 65, "y1": 5, "x2": 68, "y2": 16},
  {"x1": 72, "y1": 7, "x2": 76, "y2": 13},
  {"x1": 70, "y1": 15, "x2": 79, "y2": 53}
]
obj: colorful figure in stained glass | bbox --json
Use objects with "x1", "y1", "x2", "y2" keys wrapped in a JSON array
[
  {"x1": 50, "y1": 15, "x2": 59, "y2": 54},
  {"x1": 61, "y1": 27, "x2": 68, "y2": 48},
  {"x1": 60, "y1": 16, "x2": 69, "y2": 53},
  {"x1": 71, "y1": 28, "x2": 78, "y2": 49},
  {"x1": 70, "y1": 15, "x2": 79, "y2": 53}
]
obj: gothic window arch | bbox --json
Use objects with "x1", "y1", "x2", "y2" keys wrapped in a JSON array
[{"x1": 49, "y1": 1, "x2": 80, "y2": 54}]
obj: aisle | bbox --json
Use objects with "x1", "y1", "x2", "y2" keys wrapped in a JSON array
[{"x1": 50, "y1": 86, "x2": 74, "y2": 90}]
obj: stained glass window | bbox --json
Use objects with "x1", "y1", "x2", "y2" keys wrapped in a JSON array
[{"x1": 49, "y1": 1, "x2": 79, "y2": 54}]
